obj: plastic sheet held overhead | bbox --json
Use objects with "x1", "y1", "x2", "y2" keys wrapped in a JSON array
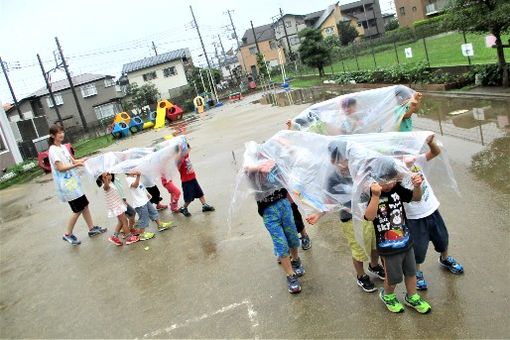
[{"x1": 289, "y1": 85, "x2": 416, "y2": 135}]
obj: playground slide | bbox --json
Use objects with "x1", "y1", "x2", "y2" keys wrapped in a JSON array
[{"x1": 154, "y1": 102, "x2": 167, "y2": 129}]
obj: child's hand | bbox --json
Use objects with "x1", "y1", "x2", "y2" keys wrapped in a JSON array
[
  {"x1": 411, "y1": 174, "x2": 423, "y2": 187},
  {"x1": 370, "y1": 182, "x2": 382, "y2": 197},
  {"x1": 101, "y1": 173, "x2": 110, "y2": 184},
  {"x1": 129, "y1": 170, "x2": 141, "y2": 176},
  {"x1": 286, "y1": 119, "x2": 292, "y2": 130},
  {"x1": 426, "y1": 133, "x2": 435, "y2": 144},
  {"x1": 305, "y1": 212, "x2": 324, "y2": 225},
  {"x1": 259, "y1": 160, "x2": 275, "y2": 173}
]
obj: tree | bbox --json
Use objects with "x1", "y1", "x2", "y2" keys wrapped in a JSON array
[
  {"x1": 444, "y1": 0, "x2": 510, "y2": 87},
  {"x1": 125, "y1": 82, "x2": 160, "y2": 112},
  {"x1": 336, "y1": 21, "x2": 359, "y2": 46},
  {"x1": 298, "y1": 28, "x2": 330, "y2": 77},
  {"x1": 385, "y1": 18, "x2": 400, "y2": 32}
]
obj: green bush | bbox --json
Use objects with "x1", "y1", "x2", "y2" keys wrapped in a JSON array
[
  {"x1": 413, "y1": 14, "x2": 448, "y2": 38},
  {"x1": 469, "y1": 64, "x2": 504, "y2": 86}
]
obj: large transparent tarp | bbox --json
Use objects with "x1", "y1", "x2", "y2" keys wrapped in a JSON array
[{"x1": 289, "y1": 85, "x2": 416, "y2": 135}]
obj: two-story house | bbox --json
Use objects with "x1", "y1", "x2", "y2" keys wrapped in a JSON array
[
  {"x1": 395, "y1": 0, "x2": 447, "y2": 27},
  {"x1": 273, "y1": 14, "x2": 307, "y2": 58},
  {"x1": 340, "y1": 0, "x2": 385, "y2": 38},
  {"x1": 122, "y1": 48, "x2": 193, "y2": 100}
]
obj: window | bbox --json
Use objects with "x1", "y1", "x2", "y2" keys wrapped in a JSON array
[
  {"x1": 269, "y1": 40, "x2": 278, "y2": 49},
  {"x1": 324, "y1": 27, "x2": 335, "y2": 36},
  {"x1": 80, "y1": 83, "x2": 97, "y2": 98},
  {"x1": 142, "y1": 71, "x2": 157, "y2": 81},
  {"x1": 365, "y1": 4, "x2": 373, "y2": 11},
  {"x1": 412, "y1": 6, "x2": 417, "y2": 12},
  {"x1": 285, "y1": 20, "x2": 291, "y2": 28},
  {"x1": 0, "y1": 129, "x2": 7, "y2": 152},
  {"x1": 94, "y1": 103, "x2": 118, "y2": 120},
  {"x1": 290, "y1": 36, "x2": 300, "y2": 46},
  {"x1": 399, "y1": 7, "x2": 405, "y2": 15},
  {"x1": 163, "y1": 66, "x2": 177, "y2": 77},
  {"x1": 104, "y1": 78, "x2": 115, "y2": 87},
  {"x1": 249, "y1": 46, "x2": 257, "y2": 55},
  {"x1": 46, "y1": 94, "x2": 63, "y2": 108}
]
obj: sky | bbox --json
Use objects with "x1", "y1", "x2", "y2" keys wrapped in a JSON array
[{"x1": 0, "y1": 0, "x2": 395, "y2": 104}]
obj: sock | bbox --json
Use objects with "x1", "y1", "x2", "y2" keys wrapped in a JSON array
[{"x1": 114, "y1": 231, "x2": 120, "y2": 237}]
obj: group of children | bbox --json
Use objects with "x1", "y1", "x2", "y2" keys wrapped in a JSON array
[
  {"x1": 48, "y1": 124, "x2": 214, "y2": 247},
  {"x1": 250, "y1": 88, "x2": 464, "y2": 315}
]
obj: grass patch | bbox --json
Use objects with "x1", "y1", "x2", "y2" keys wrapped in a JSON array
[
  {"x1": 74, "y1": 134, "x2": 115, "y2": 158},
  {"x1": 0, "y1": 165, "x2": 43, "y2": 190}
]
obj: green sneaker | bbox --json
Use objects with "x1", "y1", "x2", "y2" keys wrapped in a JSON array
[
  {"x1": 379, "y1": 289, "x2": 404, "y2": 313},
  {"x1": 157, "y1": 221, "x2": 173, "y2": 232},
  {"x1": 405, "y1": 293, "x2": 431, "y2": 314},
  {"x1": 139, "y1": 232, "x2": 156, "y2": 241}
]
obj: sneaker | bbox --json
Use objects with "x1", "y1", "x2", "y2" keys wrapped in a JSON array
[
  {"x1": 125, "y1": 234, "x2": 140, "y2": 245},
  {"x1": 357, "y1": 274, "x2": 377, "y2": 293},
  {"x1": 405, "y1": 293, "x2": 432, "y2": 314},
  {"x1": 202, "y1": 203, "x2": 215, "y2": 212},
  {"x1": 301, "y1": 235, "x2": 312, "y2": 250},
  {"x1": 139, "y1": 231, "x2": 155, "y2": 241},
  {"x1": 368, "y1": 263, "x2": 385, "y2": 280},
  {"x1": 170, "y1": 202, "x2": 179, "y2": 212},
  {"x1": 416, "y1": 270, "x2": 428, "y2": 290},
  {"x1": 108, "y1": 235, "x2": 123, "y2": 246},
  {"x1": 379, "y1": 289, "x2": 404, "y2": 313},
  {"x1": 179, "y1": 207, "x2": 191, "y2": 217},
  {"x1": 287, "y1": 274, "x2": 302, "y2": 294},
  {"x1": 62, "y1": 234, "x2": 81, "y2": 245},
  {"x1": 158, "y1": 221, "x2": 173, "y2": 232},
  {"x1": 291, "y1": 258, "x2": 305, "y2": 277},
  {"x1": 88, "y1": 226, "x2": 107, "y2": 237},
  {"x1": 439, "y1": 256, "x2": 464, "y2": 274},
  {"x1": 130, "y1": 228, "x2": 142, "y2": 236},
  {"x1": 156, "y1": 203, "x2": 168, "y2": 210}
]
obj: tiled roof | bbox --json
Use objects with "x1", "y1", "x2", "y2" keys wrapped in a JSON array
[
  {"x1": 122, "y1": 48, "x2": 190, "y2": 74},
  {"x1": 313, "y1": 4, "x2": 337, "y2": 29},
  {"x1": 32, "y1": 73, "x2": 111, "y2": 97}
]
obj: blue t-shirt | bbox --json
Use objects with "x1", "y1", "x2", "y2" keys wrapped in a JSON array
[
  {"x1": 49, "y1": 145, "x2": 84, "y2": 202},
  {"x1": 395, "y1": 103, "x2": 413, "y2": 132}
]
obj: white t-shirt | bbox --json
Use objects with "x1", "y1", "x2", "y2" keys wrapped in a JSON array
[
  {"x1": 404, "y1": 155, "x2": 440, "y2": 219},
  {"x1": 48, "y1": 144, "x2": 84, "y2": 202},
  {"x1": 126, "y1": 175, "x2": 150, "y2": 208}
]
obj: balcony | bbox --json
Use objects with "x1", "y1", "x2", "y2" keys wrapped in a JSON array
[{"x1": 426, "y1": 0, "x2": 447, "y2": 15}]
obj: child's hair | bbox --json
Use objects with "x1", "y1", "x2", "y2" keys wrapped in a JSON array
[
  {"x1": 48, "y1": 124, "x2": 64, "y2": 145},
  {"x1": 328, "y1": 140, "x2": 348, "y2": 163},
  {"x1": 341, "y1": 97, "x2": 356, "y2": 110},
  {"x1": 96, "y1": 173, "x2": 115, "y2": 187},
  {"x1": 394, "y1": 86, "x2": 413, "y2": 103},
  {"x1": 370, "y1": 156, "x2": 398, "y2": 182}
]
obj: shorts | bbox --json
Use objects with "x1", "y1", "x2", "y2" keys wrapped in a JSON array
[
  {"x1": 382, "y1": 247, "x2": 416, "y2": 286},
  {"x1": 125, "y1": 202, "x2": 136, "y2": 217},
  {"x1": 407, "y1": 209, "x2": 449, "y2": 264},
  {"x1": 182, "y1": 178, "x2": 204, "y2": 203},
  {"x1": 340, "y1": 219, "x2": 376, "y2": 262},
  {"x1": 146, "y1": 185, "x2": 163, "y2": 204},
  {"x1": 290, "y1": 202, "x2": 304, "y2": 234},
  {"x1": 134, "y1": 201, "x2": 159, "y2": 229},
  {"x1": 68, "y1": 195, "x2": 89, "y2": 213},
  {"x1": 262, "y1": 199, "x2": 300, "y2": 258}
]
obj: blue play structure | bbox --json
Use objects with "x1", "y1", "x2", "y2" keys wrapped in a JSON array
[
  {"x1": 111, "y1": 122, "x2": 130, "y2": 138},
  {"x1": 129, "y1": 116, "x2": 144, "y2": 133}
]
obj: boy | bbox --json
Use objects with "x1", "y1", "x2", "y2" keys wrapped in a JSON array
[
  {"x1": 394, "y1": 86, "x2": 422, "y2": 132},
  {"x1": 126, "y1": 171, "x2": 173, "y2": 240},
  {"x1": 177, "y1": 143, "x2": 215, "y2": 217},
  {"x1": 364, "y1": 156, "x2": 431, "y2": 314},
  {"x1": 404, "y1": 135, "x2": 463, "y2": 290}
]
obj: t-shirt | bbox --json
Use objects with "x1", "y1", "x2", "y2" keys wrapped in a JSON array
[
  {"x1": 48, "y1": 144, "x2": 84, "y2": 202},
  {"x1": 104, "y1": 184, "x2": 127, "y2": 217},
  {"x1": 365, "y1": 183, "x2": 413, "y2": 255},
  {"x1": 256, "y1": 188, "x2": 288, "y2": 217},
  {"x1": 404, "y1": 155, "x2": 440, "y2": 219},
  {"x1": 178, "y1": 154, "x2": 196, "y2": 182},
  {"x1": 395, "y1": 103, "x2": 413, "y2": 132},
  {"x1": 125, "y1": 175, "x2": 150, "y2": 208}
]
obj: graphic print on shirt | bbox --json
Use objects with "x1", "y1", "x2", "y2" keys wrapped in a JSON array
[
  {"x1": 185, "y1": 158, "x2": 193, "y2": 174},
  {"x1": 376, "y1": 192, "x2": 410, "y2": 250},
  {"x1": 410, "y1": 163, "x2": 429, "y2": 202}
]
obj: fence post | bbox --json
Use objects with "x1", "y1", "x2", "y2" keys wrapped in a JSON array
[
  {"x1": 342, "y1": 60, "x2": 346, "y2": 72},
  {"x1": 422, "y1": 37, "x2": 430, "y2": 67},
  {"x1": 353, "y1": 44, "x2": 360, "y2": 71},
  {"x1": 393, "y1": 36, "x2": 400, "y2": 65},
  {"x1": 462, "y1": 30, "x2": 472, "y2": 65}
]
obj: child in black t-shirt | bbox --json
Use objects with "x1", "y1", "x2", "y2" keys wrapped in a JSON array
[{"x1": 364, "y1": 156, "x2": 431, "y2": 314}]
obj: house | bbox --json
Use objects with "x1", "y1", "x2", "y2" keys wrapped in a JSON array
[
  {"x1": 382, "y1": 12, "x2": 397, "y2": 27},
  {"x1": 238, "y1": 24, "x2": 286, "y2": 78},
  {"x1": 0, "y1": 102, "x2": 23, "y2": 170},
  {"x1": 394, "y1": 0, "x2": 447, "y2": 27},
  {"x1": 216, "y1": 56, "x2": 242, "y2": 81},
  {"x1": 340, "y1": 0, "x2": 385, "y2": 38},
  {"x1": 273, "y1": 14, "x2": 307, "y2": 58},
  {"x1": 122, "y1": 48, "x2": 193, "y2": 99}
]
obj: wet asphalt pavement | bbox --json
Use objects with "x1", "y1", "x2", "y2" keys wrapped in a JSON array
[{"x1": 0, "y1": 91, "x2": 509, "y2": 338}]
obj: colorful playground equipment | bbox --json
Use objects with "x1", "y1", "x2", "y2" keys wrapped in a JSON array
[
  {"x1": 193, "y1": 95, "x2": 206, "y2": 113},
  {"x1": 129, "y1": 116, "x2": 144, "y2": 133},
  {"x1": 155, "y1": 100, "x2": 184, "y2": 128},
  {"x1": 111, "y1": 121, "x2": 130, "y2": 139}
]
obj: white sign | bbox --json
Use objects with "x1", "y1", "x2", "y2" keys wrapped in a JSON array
[
  {"x1": 472, "y1": 108, "x2": 485, "y2": 121},
  {"x1": 485, "y1": 34, "x2": 496, "y2": 48},
  {"x1": 461, "y1": 43, "x2": 474, "y2": 57},
  {"x1": 404, "y1": 48, "x2": 413, "y2": 58}
]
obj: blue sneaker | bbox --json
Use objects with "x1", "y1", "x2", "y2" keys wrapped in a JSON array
[
  {"x1": 88, "y1": 226, "x2": 107, "y2": 237},
  {"x1": 439, "y1": 256, "x2": 464, "y2": 274},
  {"x1": 291, "y1": 258, "x2": 305, "y2": 277},
  {"x1": 287, "y1": 274, "x2": 301, "y2": 294},
  {"x1": 63, "y1": 234, "x2": 81, "y2": 245},
  {"x1": 416, "y1": 270, "x2": 428, "y2": 290},
  {"x1": 301, "y1": 235, "x2": 312, "y2": 250}
]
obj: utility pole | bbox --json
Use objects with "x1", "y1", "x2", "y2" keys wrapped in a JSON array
[
  {"x1": 279, "y1": 8, "x2": 293, "y2": 61},
  {"x1": 152, "y1": 41, "x2": 158, "y2": 56},
  {"x1": 0, "y1": 56, "x2": 23, "y2": 119},
  {"x1": 250, "y1": 21, "x2": 261, "y2": 54},
  {"x1": 226, "y1": 9, "x2": 247, "y2": 76},
  {"x1": 37, "y1": 54, "x2": 63, "y2": 126},
  {"x1": 190, "y1": 5, "x2": 218, "y2": 102},
  {"x1": 218, "y1": 34, "x2": 233, "y2": 80},
  {"x1": 55, "y1": 37, "x2": 88, "y2": 131}
]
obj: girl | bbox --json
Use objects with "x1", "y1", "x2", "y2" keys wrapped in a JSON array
[
  {"x1": 96, "y1": 173, "x2": 139, "y2": 246},
  {"x1": 48, "y1": 124, "x2": 106, "y2": 245}
]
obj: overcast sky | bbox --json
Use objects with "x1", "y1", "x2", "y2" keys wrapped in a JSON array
[{"x1": 0, "y1": 0, "x2": 395, "y2": 104}]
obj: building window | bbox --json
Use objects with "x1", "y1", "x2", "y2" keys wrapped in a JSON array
[
  {"x1": 365, "y1": 4, "x2": 373, "y2": 11},
  {"x1": 46, "y1": 94, "x2": 63, "y2": 108},
  {"x1": 324, "y1": 27, "x2": 335, "y2": 36},
  {"x1": 285, "y1": 20, "x2": 291, "y2": 28},
  {"x1": 94, "y1": 103, "x2": 118, "y2": 120},
  {"x1": 142, "y1": 71, "x2": 157, "y2": 81},
  {"x1": 0, "y1": 129, "x2": 7, "y2": 152},
  {"x1": 104, "y1": 78, "x2": 115, "y2": 87},
  {"x1": 269, "y1": 40, "x2": 278, "y2": 49},
  {"x1": 249, "y1": 46, "x2": 257, "y2": 55},
  {"x1": 163, "y1": 66, "x2": 177, "y2": 77},
  {"x1": 80, "y1": 83, "x2": 97, "y2": 98},
  {"x1": 290, "y1": 36, "x2": 300, "y2": 46},
  {"x1": 412, "y1": 6, "x2": 417, "y2": 12},
  {"x1": 399, "y1": 7, "x2": 405, "y2": 15}
]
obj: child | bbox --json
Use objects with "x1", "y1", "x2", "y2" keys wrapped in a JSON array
[
  {"x1": 141, "y1": 175, "x2": 168, "y2": 210},
  {"x1": 96, "y1": 173, "x2": 139, "y2": 246},
  {"x1": 161, "y1": 177, "x2": 181, "y2": 213},
  {"x1": 394, "y1": 86, "x2": 422, "y2": 132},
  {"x1": 126, "y1": 171, "x2": 173, "y2": 240},
  {"x1": 306, "y1": 140, "x2": 384, "y2": 293},
  {"x1": 363, "y1": 156, "x2": 431, "y2": 314},
  {"x1": 48, "y1": 124, "x2": 106, "y2": 245},
  {"x1": 177, "y1": 143, "x2": 215, "y2": 217},
  {"x1": 404, "y1": 135, "x2": 463, "y2": 290},
  {"x1": 244, "y1": 154, "x2": 305, "y2": 294}
]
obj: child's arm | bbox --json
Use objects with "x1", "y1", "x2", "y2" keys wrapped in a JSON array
[
  {"x1": 364, "y1": 183, "x2": 381, "y2": 221},
  {"x1": 305, "y1": 211, "x2": 325, "y2": 225},
  {"x1": 402, "y1": 92, "x2": 422, "y2": 119},
  {"x1": 425, "y1": 134, "x2": 441, "y2": 161},
  {"x1": 411, "y1": 174, "x2": 423, "y2": 201},
  {"x1": 102, "y1": 173, "x2": 111, "y2": 191},
  {"x1": 54, "y1": 160, "x2": 80, "y2": 172},
  {"x1": 129, "y1": 172, "x2": 141, "y2": 188}
]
